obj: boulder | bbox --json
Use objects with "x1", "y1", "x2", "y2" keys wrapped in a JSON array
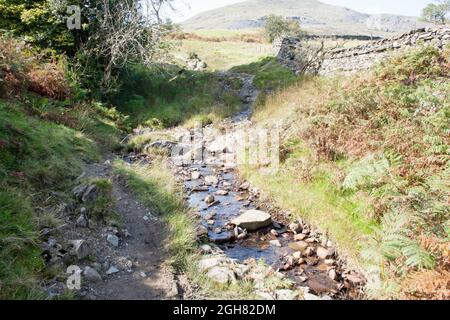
[
  {"x1": 275, "y1": 289, "x2": 299, "y2": 300},
  {"x1": 288, "y1": 241, "x2": 308, "y2": 252},
  {"x1": 205, "y1": 194, "x2": 215, "y2": 205},
  {"x1": 106, "y1": 266, "x2": 120, "y2": 275},
  {"x1": 107, "y1": 234, "x2": 120, "y2": 247},
  {"x1": 204, "y1": 176, "x2": 219, "y2": 185},
  {"x1": 83, "y1": 266, "x2": 102, "y2": 282},
  {"x1": 317, "y1": 247, "x2": 334, "y2": 260},
  {"x1": 231, "y1": 210, "x2": 272, "y2": 231},
  {"x1": 198, "y1": 257, "x2": 230, "y2": 271},
  {"x1": 269, "y1": 240, "x2": 281, "y2": 247},
  {"x1": 68, "y1": 240, "x2": 90, "y2": 260},
  {"x1": 206, "y1": 266, "x2": 236, "y2": 284}
]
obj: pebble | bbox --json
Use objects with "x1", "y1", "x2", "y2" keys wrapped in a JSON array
[
  {"x1": 106, "y1": 266, "x2": 120, "y2": 275},
  {"x1": 269, "y1": 240, "x2": 282, "y2": 247},
  {"x1": 317, "y1": 247, "x2": 334, "y2": 260},
  {"x1": 205, "y1": 195, "x2": 215, "y2": 204},
  {"x1": 107, "y1": 234, "x2": 120, "y2": 247},
  {"x1": 83, "y1": 266, "x2": 102, "y2": 282},
  {"x1": 294, "y1": 234, "x2": 306, "y2": 241}
]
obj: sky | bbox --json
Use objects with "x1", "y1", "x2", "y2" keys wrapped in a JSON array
[{"x1": 170, "y1": 0, "x2": 432, "y2": 22}]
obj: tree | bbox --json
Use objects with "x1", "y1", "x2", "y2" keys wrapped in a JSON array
[
  {"x1": 0, "y1": 1, "x2": 177, "y2": 92},
  {"x1": 0, "y1": 0, "x2": 76, "y2": 53},
  {"x1": 263, "y1": 15, "x2": 305, "y2": 43},
  {"x1": 422, "y1": 0, "x2": 450, "y2": 24}
]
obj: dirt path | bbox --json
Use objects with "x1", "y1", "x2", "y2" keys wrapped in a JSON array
[{"x1": 71, "y1": 159, "x2": 189, "y2": 300}]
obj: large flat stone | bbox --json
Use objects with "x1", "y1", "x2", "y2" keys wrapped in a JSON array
[{"x1": 231, "y1": 210, "x2": 272, "y2": 231}]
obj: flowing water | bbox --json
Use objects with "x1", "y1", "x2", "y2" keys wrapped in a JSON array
[{"x1": 170, "y1": 73, "x2": 361, "y2": 298}]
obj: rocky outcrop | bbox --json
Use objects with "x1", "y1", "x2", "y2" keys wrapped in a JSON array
[{"x1": 278, "y1": 27, "x2": 450, "y2": 76}]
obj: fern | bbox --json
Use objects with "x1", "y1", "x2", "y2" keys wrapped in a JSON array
[{"x1": 343, "y1": 153, "x2": 391, "y2": 191}]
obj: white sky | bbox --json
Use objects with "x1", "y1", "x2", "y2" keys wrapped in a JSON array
[{"x1": 170, "y1": 0, "x2": 431, "y2": 22}]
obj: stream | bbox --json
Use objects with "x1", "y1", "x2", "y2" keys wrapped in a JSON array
[{"x1": 166, "y1": 73, "x2": 363, "y2": 299}]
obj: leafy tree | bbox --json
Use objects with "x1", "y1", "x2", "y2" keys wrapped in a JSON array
[
  {"x1": 263, "y1": 15, "x2": 305, "y2": 43},
  {"x1": 0, "y1": 0, "x2": 76, "y2": 53},
  {"x1": 422, "y1": 0, "x2": 450, "y2": 24}
]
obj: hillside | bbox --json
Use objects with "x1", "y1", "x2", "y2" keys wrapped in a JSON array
[{"x1": 182, "y1": 0, "x2": 428, "y2": 37}]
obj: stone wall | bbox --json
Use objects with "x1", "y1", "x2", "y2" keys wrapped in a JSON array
[{"x1": 277, "y1": 28, "x2": 450, "y2": 76}]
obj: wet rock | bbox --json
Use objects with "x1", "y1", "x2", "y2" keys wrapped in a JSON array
[
  {"x1": 288, "y1": 241, "x2": 308, "y2": 252},
  {"x1": 305, "y1": 247, "x2": 315, "y2": 256},
  {"x1": 215, "y1": 190, "x2": 229, "y2": 196},
  {"x1": 68, "y1": 240, "x2": 90, "y2": 260},
  {"x1": 223, "y1": 181, "x2": 232, "y2": 188},
  {"x1": 200, "y1": 244, "x2": 213, "y2": 254},
  {"x1": 288, "y1": 223, "x2": 302, "y2": 233},
  {"x1": 292, "y1": 251, "x2": 302, "y2": 260},
  {"x1": 198, "y1": 257, "x2": 230, "y2": 271},
  {"x1": 269, "y1": 240, "x2": 282, "y2": 247},
  {"x1": 231, "y1": 210, "x2": 272, "y2": 231},
  {"x1": 205, "y1": 176, "x2": 219, "y2": 185},
  {"x1": 328, "y1": 269, "x2": 337, "y2": 280},
  {"x1": 192, "y1": 186, "x2": 209, "y2": 192},
  {"x1": 239, "y1": 181, "x2": 250, "y2": 190},
  {"x1": 275, "y1": 289, "x2": 299, "y2": 300},
  {"x1": 191, "y1": 171, "x2": 201, "y2": 180},
  {"x1": 205, "y1": 194, "x2": 215, "y2": 205},
  {"x1": 204, "y1": 212, "x2": 216, "y2": 220},
  {"x1": 106, "y1": 266, "x2": 120, "y2": 275},
  {"x1": 294, "y1": 234, "x2": 306, "y2": 241},
  {"x1": 206, "y1": 266, "x2": 236, "y2": 284},
  {"x1": 196, "y1": 225, "x2": 209, "y2": 238},
  {"x1": 325, "y1": 259, "x2": 335, "y2": 265},
  {"x1": 106, "y1": 234, "x2": 120, "y2": 247},
  {"x1": 83, "y1": 266, "x2": 102, "y2": 282},
  {"x1": 272, "y1": 221, "x2": 281, "y2": 229},
  {"x1": 317, "y1": 247, "x2": 334, "y2": 260},
  {"x1": 209, "y1": 232, "x2": 234, "y2": 243}
]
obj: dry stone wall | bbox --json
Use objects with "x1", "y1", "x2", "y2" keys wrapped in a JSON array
[{"x1": 277, "y1": 28, "x2": 450, "y2": 76}]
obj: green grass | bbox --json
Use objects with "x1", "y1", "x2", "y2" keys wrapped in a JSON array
[
  {"x1": 0, "y1": 100, "x2": 104, "y2": 299},
  {"x1": 239, "y1": 45, "x2": 450, "y2": 299},
  {"x1": 112, "y1": 65, "x2": 242, "y2": 129},
  {"x1": 230, "y1": 57, "x2": 297, "y2": 92},
  {"x1": 239, "y1": 143, "x2": 376, "y2": 265},
  {"x1": 176, "y1": 39, "x2": 276, "y2": 71},
  {"x1": 0, "y1": 93, "x2": 124, "y2": 299}
]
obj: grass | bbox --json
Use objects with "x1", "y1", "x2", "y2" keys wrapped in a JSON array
[
  {"x1": 239, "y1": 45, "x2": 450, "y2": 299},
  {"x1": 239, "y1": 147, "x2": 376, "y2": 265},
  {"x1": 112, "y1": 65, "x2": 243, "y2": 129},
  {"x1": 0, "y1": 100, "x2": 102, "y2": 299},
  {"x1": 0, "y1": 36, "x2": 126, "y2": 298},
  {"x1": 175, "y1": 39, "x2": 276, "y2": 71},
  {"x1": 230, "y1": 57, "x2": 297, "y2": 92}
]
